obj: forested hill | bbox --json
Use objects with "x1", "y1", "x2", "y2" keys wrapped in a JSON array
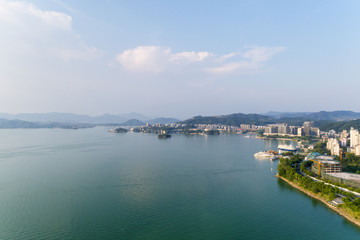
[
  {"x1": 0, "y1": 118, "x2": 40, "y2": 128},
  {"x1": 265, "y1": 111, "x2": 360, "y2": 121},
  {"x1": 318, "y1": 119, "x2": 360, "y2": 132},
  {"x1": 181, "y1": 113, "x2": 274, "y2": 126},
  {"x1": 181, "y1": 111, "x2": 360, "y2": 130},
  {"x1": 306, "y1": 111, "x2": 360, "y2": 121}
]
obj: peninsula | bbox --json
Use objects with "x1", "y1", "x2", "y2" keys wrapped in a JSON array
[{"x1": 277, "y1": 153, "x2": 360, "y2": 228}]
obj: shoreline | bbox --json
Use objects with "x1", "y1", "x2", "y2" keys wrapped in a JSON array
[
  {"x1": 257, "y1": 136, "x2": 304, "y2": 142},
  {"x1": 260, "y1": 137, "x2": 299, "y2": 141},
  {"x1": 276, "y1": 174, "x2": 360, "y2": 228},
  {"x1": 259, "y1": 136, "x2": 317, "y2": 142}
]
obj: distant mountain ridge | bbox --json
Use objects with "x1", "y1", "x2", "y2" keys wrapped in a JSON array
[
  {"x1": 0, "y1": 112, "x2": 153, "y2": 124},
  {"x1": 118, "y1": 119, "x2": 145, "y2": 126},
  {"x1": 0, "y1": 113, "x2": 180, "y2": 129},
  {"x1": 1, "y1": 111, "x2": 359, "y2": 129},
  {"x1": 0, "y1": 118, "x2": 40, "y2": 128},
  {"x1": 148, "y1": 118, "x2": 180, "y2": 125},
  {"x1": 118, "y1": 118, "x2": 180, "y2": 126},
  {"x1": 0, "y1": 118, "x2": 93, "y2": 129}
]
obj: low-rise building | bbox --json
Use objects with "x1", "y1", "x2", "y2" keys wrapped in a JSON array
[{"x1": 240, "y1": 124, "x2": 251, "y2": 130}]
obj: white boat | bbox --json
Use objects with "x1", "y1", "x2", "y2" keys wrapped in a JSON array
[
  {"x1": 278, "y1": 144, "x2": 297, "y2": 152},
  {"x1": 254, "y1": 151, "x2": 275, "y2": 159}
]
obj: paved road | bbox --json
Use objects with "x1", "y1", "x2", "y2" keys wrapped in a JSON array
[{"x1": 298, "y1": 163, "x2": 360, "y2": 198}]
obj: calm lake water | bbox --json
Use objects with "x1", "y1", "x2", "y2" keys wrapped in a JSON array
[{"x1": 0, "y1": 127, "x2": 359, "y2": 239}]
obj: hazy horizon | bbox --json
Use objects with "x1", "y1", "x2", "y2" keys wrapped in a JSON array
[
  {"x1": 1, "y1": 1, "x2": 359, "y2": 118},
  {"x1": 0, "y1": 109, "x2": 360, "y2": 121}
]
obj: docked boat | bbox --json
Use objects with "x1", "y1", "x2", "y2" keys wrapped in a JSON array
[
  {"x1": 254, "y1": 151, "x2": 275, "y2": 159},
  {"x1": 278, "y1": 144, "x2": 297, "y2": 152}
]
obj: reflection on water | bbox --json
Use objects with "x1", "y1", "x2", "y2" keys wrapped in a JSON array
[{"x1": 0, "y1": 128, "x2": 359, "y2": 239}]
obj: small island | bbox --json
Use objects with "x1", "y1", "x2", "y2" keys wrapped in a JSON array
[
  {"x1": 204, "y1": 129, "x2": 220, "y2": 135},
  {"x1": 158, "y1": 130, "x2": 171, "y2": 139},
  {"x1": 109, "y1": 127, "x2": 128, "y2": 133}
]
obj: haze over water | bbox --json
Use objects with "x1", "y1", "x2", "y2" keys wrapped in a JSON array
[{"x1": 0, "y1": 128, "x2": 359, "y2": 239}]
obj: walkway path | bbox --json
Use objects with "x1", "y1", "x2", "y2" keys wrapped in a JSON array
[{"x1": 298, "y1": 165, "x2": 360, "y2": 198}]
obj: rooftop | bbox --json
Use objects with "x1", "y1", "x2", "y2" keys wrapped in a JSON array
[
  {"x1": 315, "y1": 156, "x2": 340, "y2": 164},
  {"x1": 327, "y1": 172, "x2": 360, "y2": 181},
  {"x1": 317, "y1": 156, "x2": 335, "y2": 161}
]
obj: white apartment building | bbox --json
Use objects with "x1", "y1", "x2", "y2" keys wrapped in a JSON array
[
  {"x1": 350, "y1": 128, "x2": 360, "y2": 148},
  {"x1": 349, "y1": 128, "x2": 360, "y2": 156},
  {"x1": 327, "y1": 138, "x2": 340, "y2": 156},
  {"x1": 340, "y1": 137, "x2": 347, "y2": 147},
  {"x1": 356, "y1": 145, "x2": 360, "y2": 156},
  {"x1": 341, "y1": 130, "x2": 348, "y2": 139}
]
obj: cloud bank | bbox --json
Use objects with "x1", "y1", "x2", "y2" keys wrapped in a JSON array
[{"x1": 116, "y1": 46, "x2": 285, "y2": 74}]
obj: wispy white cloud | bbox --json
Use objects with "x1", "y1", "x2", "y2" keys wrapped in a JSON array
[
  {"x1": 58, "y1": 44, "x2": 103, "y2": 61},
  {"x1": 0, "y1": 0, "x2": 72, "y2": 30},
  {"x1": 0, "y1": 0, "x2": 102, "y2": 61},
  {"x1": 0, "y1": 0, "x2": 105, "y2": 114},
  {"x1": 169, "y1": 51, "x2": 211, "y2": 62},
  {"x1": 116, "y1": 46, "x2": 211, "y2": 73},
  {"x1": 243, "y1": 46, "x2": 285, "y2": 63},
  {"x1": 216, "y1": 52, "x2": 240, "y2": 62},
  {"x1": 116, "y1": 46, "x2": 171, "y2": 73},
  {"x1": 207, "y1": 61, "x2": 257, "y2": 74},
  {"x1": 116, "y1": 45, "x2": 285, "y2": 74},
  {"x1": 207, "y1": 46, "x2": 286, "y2": 74}
]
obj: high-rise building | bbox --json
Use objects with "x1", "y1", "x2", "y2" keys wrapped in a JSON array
[
  {"x1": 340, "y1": 138, "x2": 347, "y2": 147},
  {"x1": 311, "y1": 127, "x2": 320, "y2": 137},
  {"x1": 303, "y1": 121, "x2": 314, "y2": 136},
  {"x1": 341, "y1": 130, "x2": 348, "y2": 139},
  {"x1": 289, "y1": 126, "x2": 298, "y2": 135},
  {"x1": 297, "y1": 127, "x2": 303, "y2": 136},
  {"x1": 356, "y1": 145, "x2": 360, "y2": 156},
  {"x1": 278, "y1": 124, "x2": 290, "y2": 134},
  {"x1": 264, "y1": 126, "x2": 278, "y2": 134},
  {"x1": 327, "y1": 138, "x2": 340, "y2": 156},
  {"x1": 350, "y1": 128, "x2": 360, "y2": 148}
]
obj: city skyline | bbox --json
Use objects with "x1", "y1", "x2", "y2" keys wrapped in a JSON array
[{"x1": 1, "y1": 0, "x2": 360, "y2": 119}]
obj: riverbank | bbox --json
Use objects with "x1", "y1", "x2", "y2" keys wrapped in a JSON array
[{"x1": 276, "y1": 174, "x2": 360, "y2": 228}]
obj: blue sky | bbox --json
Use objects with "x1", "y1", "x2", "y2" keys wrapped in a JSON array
[{"x1": 0, "y1": 0, "x2": 359, "y2": 118}]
